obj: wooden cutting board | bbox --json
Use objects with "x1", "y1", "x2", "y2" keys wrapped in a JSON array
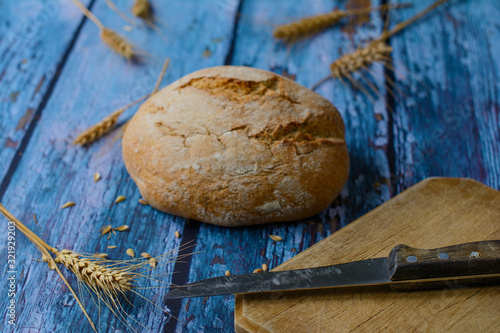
[{"x1": 234, "y1": 178, "x2": 500, "y2": 332}]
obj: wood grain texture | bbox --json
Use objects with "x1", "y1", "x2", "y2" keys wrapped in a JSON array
[
  {"x1": 235, "y1": 178, "x2": 500, "y2": 333},
  {"x1": 388, "y1": 0, "x2": 500, "y2": 191},
  {"x1": 175, "y1": 0, "x2": 394, "y2": 331},
  {"x1": 0, "y1": 0, "x2": 499, "y2": 332},
  {"x1": 0, "y1": 0, "x2": 240, "y2": 332},
  {"x1": 0, "y1": 0, "x2": 91, "y2": 185}
]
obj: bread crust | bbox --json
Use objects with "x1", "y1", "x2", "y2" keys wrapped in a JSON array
[{"x1": 122, "y1": 66, "x2": 349, "y2": 226}]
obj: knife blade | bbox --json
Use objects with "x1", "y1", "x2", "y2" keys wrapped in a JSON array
[{"x1": 165, "y1": 240, "x2": 500, "y2": 299}]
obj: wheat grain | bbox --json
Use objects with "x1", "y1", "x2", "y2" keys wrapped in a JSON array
[
  {"x1": 269, "y1": 234, "x2": 282, "y2": 242},
  {"x1": 114, "y1": 195, "x2": 126, "y2": 204},
  {"x1": 274, "y1": 10, "x2": 348, "y2": 42},
  {"x1": 114, "y1": 225, "x2": 129, "y2": 231},
  {"x1": 262, "y1": 263, "x2": 268, "y2": 272},
  {"x1": 149, "y1": 258, "x2": 156, "y2": 268},
  {"x1": 93, "y1": 172, "x2": 101, "y2": 182},
  {"x1": 141, "y1": 252, "x2": 151, "y2": 259},
  {"x1": 253, "y1": 268, "x2": 263, "y2": 273},
  {"x1": 132, "y1": 0, "x2": 152, "y2": 19},
  {"x1": 138, "y1": 198, "x2": 148, "y2": 205},
  {"x1": 330, "y1": 40, "x2": 393, "y2": 79},
  {"x1": 225, "y1": 270, "x2": 231, "y2": 276},
  {"x1": 127, "y1": 248, "x2": 136, "y2": 258},
  {"x1": 174, "y1": 231, "x2": 181, "y2": 238},
  {"x1": 60, "y1": 202, "x2": 76, "y2": 209}
]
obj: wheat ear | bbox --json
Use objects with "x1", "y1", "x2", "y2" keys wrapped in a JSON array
[
  {"x1": 70, "y1": 0, "x2": 137, "y2": 59},
  {"x1": 273, "y1": 3, "x2": 411, "y2": 43},
  {"x1": 274, "y1": 10, "x2": 348, "y2": 42},
  {"x1": 319, "y1": 0, "x2": 449, "y2": 89},
  {"x1": 132, "y1": 0, "x2": 152, "y2": 19},
  {"x1": 330, "y1": 40, "x2": 393, "y2": 79},
  {"x1": 0, "y1": 204, "x2": 192, "y2": 331},
  {"x1": 73, "y1": 94, "x2": 149, "y2": 146},
  {"x1": 73, "y1": 57, "x2": 170, "y2": 146},
  {"x1": 0, "y1": 204, "x2": 97, "y2": 332}
]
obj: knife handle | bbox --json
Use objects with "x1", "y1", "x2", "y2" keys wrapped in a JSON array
[{"x1": 388, "y1": 240, "x2": 500, "y2": 283}]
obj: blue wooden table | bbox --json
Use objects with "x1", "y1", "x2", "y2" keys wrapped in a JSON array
[{"x1": 1, "y1": 0, "x2": 499, "y2": 332}]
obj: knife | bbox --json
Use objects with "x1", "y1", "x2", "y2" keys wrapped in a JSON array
[{"x1": 165, "y1": 240, "x2": 500, "y2": 299}]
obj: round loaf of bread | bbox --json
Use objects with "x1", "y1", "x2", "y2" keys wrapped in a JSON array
[{"x1": 122, "y1": 66, "x2": 349, "y2": 226}]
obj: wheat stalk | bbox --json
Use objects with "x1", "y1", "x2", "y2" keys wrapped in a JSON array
[
  {"x1": 0, "y1": 204, "x2": 193, "y2": 331},
  {"x1": 103, "y1": 0, "x2": 136, "y2": 26},
  {"x1": 0, "y1": 204, "x2": 97, "y2": 331},
  {"x1": 70, "y1": 0, "x2": 137, "y2": 59},
  {"x1": 273, "y1": 3, "x2": 411, "y2": 43},
  {"x1": 311, "y1": 0, "x2": 449, "y2": 91},
  {"x1": 73, "y1": 57, "x2": 170, "y2": 146},
  {"x1": 73, "y1": 95, "x2": 148, "y2": 146}
]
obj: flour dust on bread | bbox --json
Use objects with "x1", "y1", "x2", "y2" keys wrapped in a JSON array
[{"x1": 122, "y1": 66, "x2": 349, "y2": 226}]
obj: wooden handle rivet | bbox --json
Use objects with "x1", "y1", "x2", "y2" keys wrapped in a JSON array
[
  {"x1": 406, "y1": 255, "x2": 418, "y2": 262},
  {"x1": 438, "y1": 252, "x2": 450, "y2": 259},
  {"x1": 470, "y1": 251, "x2": 480, "y2": 258}
]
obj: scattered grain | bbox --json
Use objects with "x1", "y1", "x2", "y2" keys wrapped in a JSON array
[
  {"x1": 174, "y1": 231, "x2": 181, "y2": 238},
  {"x1": 138, "y1": 198, "x2": 148, "y2": 205},
  {"x1": 107, "y1": 245, "x2": 117, "y2": 249},
  {"x1": 262, "y1": 263, "x2": 268, "y2": 272},
  {"x1": 94, "y1": 172, "x2": 101, "y2": 182},
  {"x1": 115, "y1": 195, "x2": 126, "y2": 204},
  {"x1": 269, "y1": 234, "x2": 282, "y2": 242},
  {"x1": 114, "y1": 225, "x2": 129, "y2": 231},
  {"x1": 101, "y1": 225, "x2": 112, "y2": 236},
  {"x1": 253, "y1": 268, "x2": 263, "y2": 273},
  {"x1": 33, "y1": 213, "x2": 38, "y2": 224},
  {"x1": 60, "y1": 202, "x2": 76, "y2": 209},
  {"x1": 225, "y1": 270, "x2": 231, "y2": 276},
  {"x1": 141, "y1": 252, "x2": 151, "y2": 259}
]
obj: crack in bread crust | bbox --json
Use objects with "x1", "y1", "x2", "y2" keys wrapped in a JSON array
[{"x1": 178, "y1": 76, "x2": 300, "y2": 105}]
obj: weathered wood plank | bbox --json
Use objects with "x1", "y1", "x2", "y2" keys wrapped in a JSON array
[
  {"x1": 389, "y1": 0, "x2": 500, "y2": 192},
  {"x1": 175, "y1": 0, "x2": 393, "y2": 331},
  {"x1": 0, "y1": 0, "x2": 91, "y2": 187},
  {"x1": 1, "y1": 0, "x2": 499, "y2": 332},
  {"x1": 0, "y1": 0, "x2": 239, "y2": 332}
]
